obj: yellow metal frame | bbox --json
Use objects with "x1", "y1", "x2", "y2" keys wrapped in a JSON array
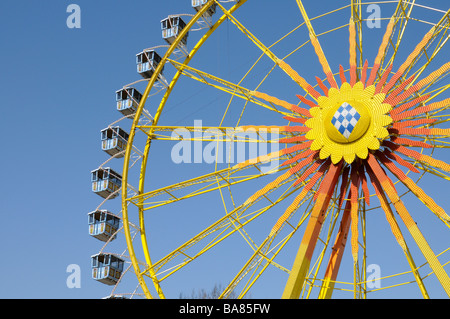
[
  {"x1": 114, "y1": 0, "x2": 450, "y2": 299},
  {"x1": 121, "y1": 0, "x2": 247, "y2": 299}
]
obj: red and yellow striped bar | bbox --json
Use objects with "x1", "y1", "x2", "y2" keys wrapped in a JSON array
[
  {"x1": 392, "y1": 118, "x2": 437, "y2": 129},
  {"x1": 310, "y1": 35, "x2": 338, "y2": 88},
  {"x1": 390, "y1": 94, "x2": 430, "y2": 116},
  {"x1": 383, "y1": 28, "x2": 435, "y2": 94},
  {"x1": 388, "y1": 62, "x2": 450, "y2": 107},
  {"x1": 276, "y1": 59, "x2": 321, "y2": 99},
  {"x1": 292, "y1": 158, "x2": 327, "y2": 187},
  {"x1": 315, "y1": 76, "x2": 329, "y2": 96},
  {"x1": 349, "y1": 18, "x2": 357, "y2": 86},
  {"x1": 365, "y1": 163, "x2": 406, "y2": 250},
  {"x1": 282, "y1": 149, "x2": 317, "y2": 167},
  {"x1": 282, "y1": 141, "x2": 313, "y2": 155},
  {"x1": 394, "y1": 127, "x2": 450, "y2": 136},
  {"x1": 361, "y1": 60, "x2": 368, "y2": 87},
  {"x1": 338, "y1": 166, "x2": 351, "y2": 208},
  {"x1": 296, "y1": 94, "x2": 319, "y2": 109},
  {"x1": 365, "y1": 162, "x2": 429, "y2": 298},
  {"x1": 375, "y1": 64, "x2": 393, "y2": 94},
  {"x1": 350, "y1": 166, "x2": 360, "y2": 262},
  {"x1": 388, "y1": 136, "x2": 432, "y2": 149},
  {"x1": 414, "y1": 61, "x2": 450, "y2": 89},
  {"x1": 339, "y1": 65, "x2": 347, "y2": 86},
  {"x1": 233, "y1": 149, "x2": 283, "y2": 169},
  {"x1": 367, "y1": 17, "x2": 395, "y2": 86},
  {"x1": 367, "y1": 154, "x2": 450, "y2": 297},
  {"x1": 270, "y1": 159, "x2": 330, "y2": 237},
  {"x1": 384, "y1": 140, "x2": 450, "y2": 172},
  {"x1": 382, "y1": 149, "x2": 420, "y2": 174},
  {"x1": 384, "y1": 75, "x2": 415, "y2": 105},
  {"x1": 243, "y1": 170, "x2": 293, "y2": 206},
  {"x1": 367, "y1": 153, "x2": 450, "y2": 297},
  {"x1": 283, "y1": 116, "x2": 306, "y2": 124},
  {"x1": 282, "y1": 126, "x2": 311, "y2": 133},
  {"x1": 279, "y1": 135, "x2": 307, "y2": 144},
  {"x1": 358, "y1": 164, "x2": 370, "y2": 206},
  {"x1": 318, "y1": 196, "x2": 352, "y2": 299},
  {"x1": 252, "y1": 90, "x2": 312, "y2": 117},
  {"x1": 377, "y1": 152, "x2": 450, "y2": 221},
  {"x1": 289, "y1": 152, "x2": 320, "y2": 175},
  {"x1": 391, "y1": 97, "x2": 450, "y2": 121},
  {"x1": 282, "y1": 161, "x2": 343, "y2": 299}
]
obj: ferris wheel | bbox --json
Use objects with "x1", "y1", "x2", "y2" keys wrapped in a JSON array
[{"x1": 89, "y1": 0, "x2": 450, "y2": 299}]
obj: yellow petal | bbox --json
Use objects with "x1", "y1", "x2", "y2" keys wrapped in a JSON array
[
  {"x1": 305, "y1": 117, "x2": 318, "y2": 129},
  {"x1": 353, "y1": 81, "x2": 364, "y2": 91},
  {"x1": 351, "y1": 83, "x2": 364, "y2": 99},
  {"x1": 343, "y1": 152, "x2": 356, "y2": 164},
  {"x1": 376, "y1": 114, "x2": 393, "y2": 127},
  {"x1": 363, "y1": 85, "x2": 376, "y2": 97},
  {"x1": 375, "y1": 127, "x2": 390, "y2": 139},
  {"x1": 372, "y1": 102, "x2": 392, "y2": 115},
  {"x1": 340, "y1": 82, "x2": 352, "y2": 92},
  {"x1": 355, "y1": 145, "x2": 369, "y2": 159},
  {"x1": 317, "y1": 96, "x2": 329, "y2": 106},
  {"x1": 331, "y1": 152, "x2": 343, "y2": 164},
  {"x1": 367, "y1": 137, "x2": 380, "y2": 150},
  {"x1": 319, "y1": 146, "x2": 331, "y2": 160},
  {"x1": 311, "y1": 139, "x2": 324, "y2": 151},
  {"x1": 372, "y1": 93, "x2": 386, "y2": 105},
  {"x1": 328, "y1": 87, "x2": 340, "y2": 97}
]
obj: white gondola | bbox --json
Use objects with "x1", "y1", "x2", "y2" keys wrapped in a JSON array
[
  {"x1": 136, "y1": 49, "x2": 164, "y2": 80},
  {"x1": 91, "y1": 253, "x2": 124, "y2": 286},
  {"x1": 88, "y1": 210, "x2": 120, "y2": 242},
  {"x1": 192, "y1": 0, "x2": 217, "y2": 17},
  {"x1": 116, "y1": 87, "x2": 142, "y2": 116},
  {"x1": 161, "y1": 16, "x2": 188, "y2": 46},
  {"x1": 100, "y1": 126, "x2": 129, "y2": 157},
  {"x1": 91, "y1": 167, "x2": 122, "y2": 199}
]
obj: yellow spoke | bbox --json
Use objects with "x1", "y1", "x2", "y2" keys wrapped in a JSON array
[
  {"x1": 128, "y1": 164, "x2": 287, "y2": 211},
  {"x1": 295, "y1": 0, "x2": 338, "y2": 88},
  {"x1": 146, "y1": 174, "x2": 305, "y2": 281},
  {"x1": 214, "y1": 0, "x2": 321, "y2": 100},
  {"x1": 167, "y1": 58, "x2": 292, "y2": 116},
  {"x1": 136, "y1": 125, "x2": 283, "y2": 143}
]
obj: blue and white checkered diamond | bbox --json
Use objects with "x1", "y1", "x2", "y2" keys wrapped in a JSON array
[{"x1": 330, "y1": 102, "x2": 361, "y2": 139}]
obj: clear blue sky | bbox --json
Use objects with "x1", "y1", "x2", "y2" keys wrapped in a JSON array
[{"x1": 0, "y1": 0, "x2": 448, "y2": 299}]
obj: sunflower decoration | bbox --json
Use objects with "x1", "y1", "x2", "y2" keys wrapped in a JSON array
[
  {"x1": 305, "y1": 81, "x2": 392, "y2": 164},
  {"x1": 235, "y1": 5, "x2": 450, "y2": 298}
]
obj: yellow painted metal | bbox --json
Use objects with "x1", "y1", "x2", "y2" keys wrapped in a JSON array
[
  {"x1": 215, "y1": 1, "x2": 320, "y2": 101},
  {"x1": 115, "y1": 0, "x2": 450, "y2": 299},
  {"x1": 295, "y1": 0, "x2": 316, "y2": 37},
  {"x1": 220, "y1": 186, "x2": 318, "y2": 299},
  {"x1": 128, "y1": 163, "x2": 286, "y2": 211},
  {"x1": 282, "y1": 162, "x2": 342, "y2": 299},
  {"x1": 351, "y1": 0, "x2": 363, "y2": 75},
  {"x1": 148, "y1": 172, "x2": 299, "y2": 282},
  {"x1": 121, "y1": 0, "x2": 247, "y2": 298},
  {"x1": 318, "y1": 199, "x2": 352, "y2": 299},
  {"x1": 136, "y1": 124, "x2": 284, "y2": 143}
]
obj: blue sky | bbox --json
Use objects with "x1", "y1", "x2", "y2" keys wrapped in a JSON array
[{"x1": 0, "y1": 0, "x2": 448, "y2": 299}]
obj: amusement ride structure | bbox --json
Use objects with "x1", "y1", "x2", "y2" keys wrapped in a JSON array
[{"x1": 88, "y1": 0, "x2": 450, "y2": 299}]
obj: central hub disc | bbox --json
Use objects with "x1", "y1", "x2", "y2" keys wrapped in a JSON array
[{"x1": 325, "y1": 101, "x2": 371, "y2": 144}]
